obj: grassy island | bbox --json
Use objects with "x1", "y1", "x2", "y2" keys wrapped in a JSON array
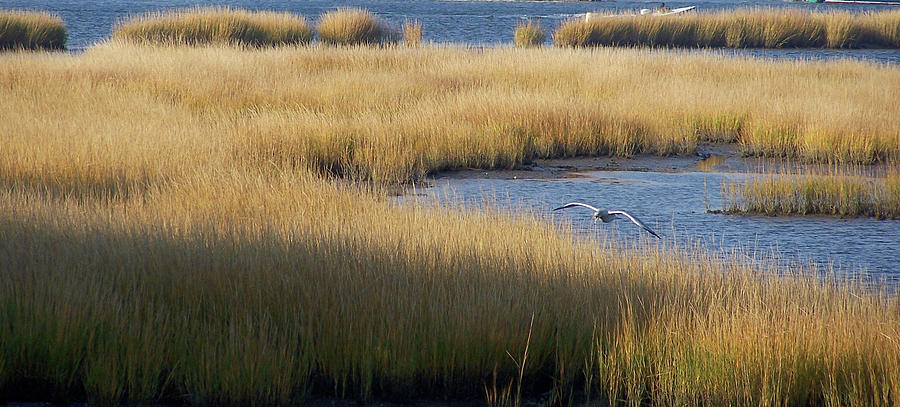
[
  {"x1": 1, "y1": 41, "x2": 900, "y2": 405},
  {"x1": 555, "y1": 9, "x2": 900, "y2": 49},
  {"x1": 722, "y1": 167, "x2": 900, "y2": 218},
  {"x1": 112, "y1": 7, "x2": 314, "y2": 47},
  {"x1": 0, "y1": 10, "x2": 65, "y2": 50}
]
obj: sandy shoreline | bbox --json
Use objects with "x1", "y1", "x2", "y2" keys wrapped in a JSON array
[
  {"x1": 429, "y1": 144, "x2": 753, "y2": 182},
  {"x1": 430, "y1": 143, "x2": 896, "y2": 183}
]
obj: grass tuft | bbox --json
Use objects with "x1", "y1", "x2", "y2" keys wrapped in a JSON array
[
  {"x1": 402, "y1": 19, "x2": 423, "y2": 47},
  {"x1": 514, "y1": 21, "x2": 546, "y2": 48},
  {"x1": 317, "y1": 8, "x2": 392, "y2": 46},
  {"x1": 111, "y1": 7, "x2": 313, "y2": 47},
  {"x1": 0, "y1": 9, "x2": 65, "y2": 50}
]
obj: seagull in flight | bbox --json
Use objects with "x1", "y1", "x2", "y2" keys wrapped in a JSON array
[{"x1": 553, "y1": 202, "x2": 661, "y2": 239}]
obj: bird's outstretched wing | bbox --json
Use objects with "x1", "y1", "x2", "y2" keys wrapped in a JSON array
[
  {"x1": 607, "y1": 210, "x2": 661, "y2": 239},
  {"x1": 553, "y1": 202, "x2": 600, "y2": 213}
]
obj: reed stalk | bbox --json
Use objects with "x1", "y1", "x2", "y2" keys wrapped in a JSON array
[{"x1": 402, "y1": 19, "x2": 423, "y2": 47}]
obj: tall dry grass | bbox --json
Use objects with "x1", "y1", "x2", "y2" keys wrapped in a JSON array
[
  {"x1": 112, "y1": 7, "x2": 313, "y2": 46},
  {"x1": 2, "y1": 43, "x2": 894, "y2": 186},
  {"x1": 317, "y1": 8, "x2": 393, "y2": 46},
  {"x1": 722, "y1": 166, "x2": 900, "y2": 218},
  {"x1": 2, "y1": 168, "x2": 899, "y2": 405},
  {"x1": 555, "y1": 8, "x2": 900, "y2": 49},
  {"x1": 1, "y1": 41, "x2": 899, "y2": 405},
  {"x1": 0, "y1": 9, "x2": 65, "y2": 50}
]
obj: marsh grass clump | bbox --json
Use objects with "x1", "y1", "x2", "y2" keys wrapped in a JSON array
[
  {"x1": 317, "y1": 8, "x2": 393, "y2": 46},
  {"x1": 0, "y1": 10, "x2": 65, "y2": 50},
  {"x1": 402, "y1": 19, "x2": 423, "y2": 47},
  {"x1": 112, "y1": 7, "x2": 313, "y2": 46},
  {"x1": 722, "y1": 166, "x2": 900, "y2": 218},
  {"x1": 514, "y1": 21, "x2": 546, "y2": 47},
  {"x1": 553, "y1": 18, "x2": 593, "y2": 47},
  {"x1": 865, "y1": 9, "x2": 900, "y2": 47},
  {"x1": 554, "y1": 8, "x2": 900, "y2": 49}
]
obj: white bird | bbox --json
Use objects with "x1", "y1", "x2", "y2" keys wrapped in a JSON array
[{"x1": 553, "y1": 202, "x2": 661, "y2": 239}]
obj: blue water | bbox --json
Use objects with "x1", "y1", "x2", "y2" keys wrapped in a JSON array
[
  {"x1": 408, "y1": 170, "x2": 900, "y2": 280},
  {"x1": 6, "y1": 0, "x2": 900, "y2": 64}
]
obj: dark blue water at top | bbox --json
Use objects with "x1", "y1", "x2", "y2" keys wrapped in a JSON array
[
  {"x1": 5, "y1": 0, "x2": 900, "y2": 64},
  {"x1": 406, "y1": 170, "x2": 900, "y2": 281}
]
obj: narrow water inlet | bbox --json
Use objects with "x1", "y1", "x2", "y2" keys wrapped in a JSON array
[{"x1": 401, "y1": 169, "x2": 900, "y2": 280}]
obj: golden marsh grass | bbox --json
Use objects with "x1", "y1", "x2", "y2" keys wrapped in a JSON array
[
  {"x1": 1, "y1": 43, "x2": 897, "y2": 187},
  {"x1": 2, "y1": 169, "x2": 899, "y2": 404},
  {"x1": 722, "y1": 167, "x2": 900, "y2": 218},
  {"x1": 555, "y1": 8, "x2": 900, "y2": 49},
  {"x1": 112, "y1": 7, "x2": 313, "y2": 46},
  {"x1": 1, "y1": 42, "x2": 900, "y2": 404},
  {"x1": 0, "y1": 9, "x2": 66, "y2": 50}
]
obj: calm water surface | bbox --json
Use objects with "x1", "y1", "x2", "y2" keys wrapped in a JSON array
[
  {"x1": 406, "y1": 170, "x2": 900, "y2": 280},
  {"x1": 6, "y1": 0, "x2": 900, "y2": 63}
]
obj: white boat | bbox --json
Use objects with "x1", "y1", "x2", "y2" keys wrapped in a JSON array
[
  {"x1": 652, "y1": 6, "x2": 697, "y2": 15},
  {"x1": 584, "y1": 6, "x2": 696, "y2": 21}
]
